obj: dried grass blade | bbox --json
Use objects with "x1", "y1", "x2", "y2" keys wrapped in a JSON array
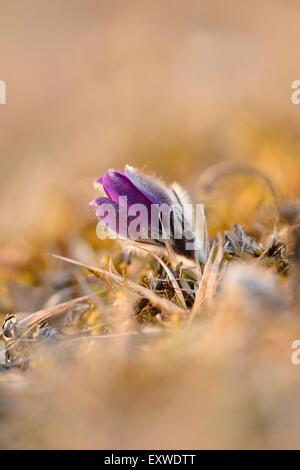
[
  {"x1": 125, "y1": 244, "x2": 187, "y2": 309},
  {"x1": 0, "y1": 294, "x2": 97, "y2": 342},
  {"x1": 188, "y1": 242, "x2": 217, "y2": 325},
  {"x1": 50, "y1": 254, "x2": 186, "y2": 317}
]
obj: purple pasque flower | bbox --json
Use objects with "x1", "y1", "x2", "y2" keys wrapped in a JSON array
[{"x1": 90, "y1": 165, "x2": 198, "y2": 259}]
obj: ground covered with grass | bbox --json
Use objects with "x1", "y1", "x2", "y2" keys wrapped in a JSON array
[{"x1": 0, "y1": 157, "x2": 300, "y2": 449}]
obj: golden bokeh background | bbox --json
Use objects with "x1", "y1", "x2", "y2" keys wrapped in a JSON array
[{"x1": 1, "y1": 0, "x2": 300, "y2": 241}]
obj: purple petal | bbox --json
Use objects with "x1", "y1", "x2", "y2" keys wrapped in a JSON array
[
  {"x1": 89, "y1": 197, "x2": 129, "y2": 238},
  {"x1": 93, "y1": 176, "x2": 104, "y2": 190},
  {"x1": 102, "y1": 170, "x2": 153, "y2": 210},
  {"x1": 89, "y1": 197, "x2": 105, "y2": 209},
  {"x1": 124, "y1": 165, "x2": 173, "y2": 205}
]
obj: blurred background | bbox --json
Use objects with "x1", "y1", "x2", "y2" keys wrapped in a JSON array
[{"x1": 1, "y1": 0, "x2": 300, "y2": 243}]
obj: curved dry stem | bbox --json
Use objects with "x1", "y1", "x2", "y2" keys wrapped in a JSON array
[{"x1": 197, "y1": 162, "x2": 281, "y2": 238}]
